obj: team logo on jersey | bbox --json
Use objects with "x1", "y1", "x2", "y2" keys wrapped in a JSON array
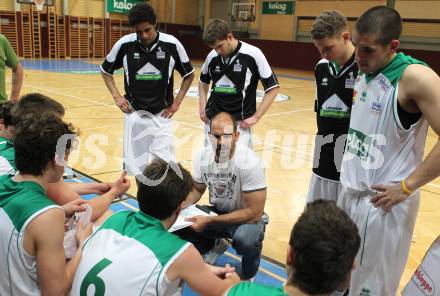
[
  {"x1": 359, "y1": 288, "x2": 371, "y2": 296},
  {"x1": 412, "y1": 266, "x2": 435, "y2": 296},
  {"x1": 353, "y1": 90, "x2": 367, "y2": 103},
  {"x1": 133, "y1": 52, "x2": 140, "y2": 59},
  {"x1": 369, "y1": 95, "x2": 382, "y2": 114},
  {"x1": 379, "y1": 77, "x2": 390, "y2": 91},
  {"x1": 320, "y1": 94, "x2": 350, "y2": 119},
  {"x1": 360, "y1": 91, "x2": 367, "y2": 102},
  {"x1": 321, "y1": 77, "x2": 328, "y2": 86},
  {"x1": 214, "y1": 76, "x2": 237, "y2": 94},
  {"x1": 233, "y1": 60, "x2": 242, "y2": 72},
  {"x1": 156, "y1": 47, "x2": 165, "y2": 59},
  {"x1": 215, "y1": 65, "x2": 221, "y2": 73},
  {"x1": 136, "y1": 63, "x2": 162, "y2": 80},
  {"x1": 345, "y1": 71, "x2": 355, "y2": 89},
  {"x1": 370, "y1": 101, "x2": 382, "y2": 114},
  {"x1": 346, "y1": 128, "x2": 373, "y2": 160}
]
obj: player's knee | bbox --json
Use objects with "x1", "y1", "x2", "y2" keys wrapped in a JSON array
[{"x1": 233, "y1": 227, "x2": 263, "y2": 252}]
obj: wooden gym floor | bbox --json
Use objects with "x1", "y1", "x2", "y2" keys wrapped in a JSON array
[{"x1": 6, "y1": 58, "x2": 440, "y2": 292}]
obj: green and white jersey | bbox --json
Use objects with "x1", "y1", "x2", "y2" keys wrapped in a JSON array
[
  {"x1": 227, "y1": 282, "x2": 287, "y2": 296},
  {"x1": 341, "y1": 53, "x2": 428, "y2": 191},
  {"x1": 0, "y1": 155, "x2": 14, "y2": 175},
  {"x1": 71, "y1": 211, "x2": 191, "y2": 296},
  {"x1": 0, "y1": 175, "x2": 61, "y2": 296},
  {"x1": 0, "y1": 136, "x2": 15, "y2": 175}
]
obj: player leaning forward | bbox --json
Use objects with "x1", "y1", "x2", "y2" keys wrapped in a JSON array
[
  {"x1": 338, "y1": 5, "x2": 440, "y2": 296},
  {"x1": 199, "y1": 19, "x2": 279, "y2": 147},
  {"x1": 101, "y1": 2, "x2": 194, "y2": 175}
]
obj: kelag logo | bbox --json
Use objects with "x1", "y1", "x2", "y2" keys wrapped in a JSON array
[
  {"x1": 262, "y1": 1, "x2": 294, "y2": 15},
  {"x1": 268, "y1": 2, "x2": 287, "y2": 11},
  {"x1": 346, "y1": 128, "x2": 372, "y2": 160},
  {"x1": 343, "y1": 128, "x2": 386, "y2": 169},
  {"x1": 107, "y1": 0, "x2": 143, "y2": 14},
  {"x1": 412, "y1": 267, "x2": 435, "y2": 296}
]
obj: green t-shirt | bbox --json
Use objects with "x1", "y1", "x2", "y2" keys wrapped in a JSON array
[
  {"x1": 0, "y1": 136, "x2": 15, "y2": 173},
  {"x1": 0, "y1": 34, "x2": 19, "y2": 102},
  {"x1": 227, "y1": 282, "x2": 287, "y2": 296}
]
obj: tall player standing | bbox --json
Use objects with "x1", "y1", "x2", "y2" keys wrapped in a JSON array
[
  {"x1": 308, "y1": 10, "x2": 357, "y2": 203},
  {"x1": 101, "y1": 2, "x2": 194, "y2": 176}
]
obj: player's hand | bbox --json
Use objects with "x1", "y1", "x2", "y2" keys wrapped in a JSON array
[
  {"x1": 240, "y1": 115, "x2": 259, "y2": 129},
  {"x1": 62, "y1": 199, "x2": 89, "y2": 218},
  {"x1": 110, "y1": 171, "x2": 130, "y2": 197},
  {"x1": 370, "y1": 183, "x2": 411, "y2": 213},
  {"x1": 75, "y1": 221, "x2": 93, "y2": 247},
  {"x1": 199, "y1": 105, "x2": 208, "y2": 123},
  {"x1": 92, "y1": 182, "x2": 112, "y2": 194},
  {"x1": 186, "y1": 215, "x2": 210, "y2": 232},
  {"x1": 114, "y1": 96, "x2": 133, "y2": 113},
  {"x1": 162, "y1": 101, "x2": 180, "y2": 118},
  {"x1": 208, "y1": 264, "x2": 235, "y2": 278},
  {"x1": 224, "y1": 270, "x2": 241, "y2": 285}
]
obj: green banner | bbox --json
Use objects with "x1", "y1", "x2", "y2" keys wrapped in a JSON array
[
  {"x1": 107, "y1": 0, "x2": 144, "y2": 14},
  {"x1": 262, "y1": 1, "x2": 294, "y2": 15}
]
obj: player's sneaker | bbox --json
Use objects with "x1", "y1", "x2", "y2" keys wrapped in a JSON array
[{"x1": 203, "y1": 238, "x2": 229, "y2": 265}]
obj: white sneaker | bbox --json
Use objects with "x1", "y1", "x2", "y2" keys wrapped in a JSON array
[{"x1": 203, "y1": 239, "x2": 229, "y2": 265}]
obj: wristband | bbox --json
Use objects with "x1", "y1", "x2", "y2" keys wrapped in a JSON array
[{"x1": 401, "y1": 180, "x2": 413, "y2": 195}]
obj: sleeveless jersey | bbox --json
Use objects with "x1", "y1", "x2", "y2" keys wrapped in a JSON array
[
  {"x1": 0, "y1": 175, "x2": 60, "y2": 296},
  {"x1": 227, "y1": 282, "x2": 287, "y2": 296},
  {"x1": 71, "y1": 211, "x2": 191, "y2": 296},
  {"x1": 340, "y1": 53, "x2": 428, "y2": 191},
  {"x1": 402, "y1": 235, "x2": 440, "y2": 296},
  {"x1": 313, "y1": 54, "x2": 358, "y2": 180},
  {"x1": 0, "y1": 136, "x2": 16, "y2": 173}
]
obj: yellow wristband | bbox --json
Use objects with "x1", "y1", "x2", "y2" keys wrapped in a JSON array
[{"x1": 401, "y1": 180, "x2": 413, "y2": 195}]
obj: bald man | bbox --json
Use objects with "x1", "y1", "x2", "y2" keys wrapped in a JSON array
[{"x1": 176, "y1": 112, "x2": 267, "y2": 280}]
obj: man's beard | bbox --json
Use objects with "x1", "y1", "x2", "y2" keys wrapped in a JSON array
[{"x1": 215, "y1": 144, "x2": 231, "y2": 162}]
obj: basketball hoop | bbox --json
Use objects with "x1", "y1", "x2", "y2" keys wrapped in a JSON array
[
  {"x1": 32, "y1": 0, "x2": 46, "y2": 11},
  {"x1": 232, "y1": 3, "x2": 256, "y2": 22}
]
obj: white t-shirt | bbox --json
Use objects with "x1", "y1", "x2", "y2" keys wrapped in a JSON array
[{"x1": 193, "y1": 145, "x2": 266, "y2": 213}]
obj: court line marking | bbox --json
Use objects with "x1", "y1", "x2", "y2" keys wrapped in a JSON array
[
  {"x1": 66, "y1": 104, "x2": 104, "y2": 109},
  {"x1": 81, "y1": 124, "x2": 122, "y2": 131},
  {"x1": 270, "y1": 144, "x2": 314, "y2": 157},
  {"x1": 118, "y1": 200, "x2": 139, "y2": 211},
  {"x1": 270, "y1": 188, "x2": 282, "y2": 194},
  {"x1": 20, "y1": 82, "x2": 116, "y2": 109},
  {"x1": 89, "y1": 169, "x2": 123, "y2": 176},
  {"x1": 45, "y1": 85, "x2": 107, "y2": 91},
  {"x1": 265, "y1": 108, "x2": 313, "y2": 118},
  {"x1": 176, "y1": 120, "x2": 204, "y2": 130},
  {"x1": 224, "y1": 251, "x2": 286, "y2": 282}
]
